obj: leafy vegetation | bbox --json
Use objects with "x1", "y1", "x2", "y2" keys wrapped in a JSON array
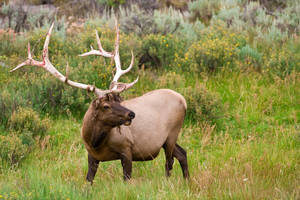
[
  {"x1": 0, "y1": 134, "x2": 28, "y2": 167},
  {"x1": 0, "y1": 0, "x2": 299, "y2": 199}
]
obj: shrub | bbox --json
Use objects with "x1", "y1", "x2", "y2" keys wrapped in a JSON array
[
  {"x1": 158, "y1": 0, "x2": 188, "y2": 11},
  {"x1": 120, "y1": 5, "x2": 157, "y2": 36},
  {"x1": 118, "y1": 4, "x2": 205, "y2": 40},
  {"x1": 257, "y1": 23, "x2": 289, "y2": 44},
  {"x1": 0, "y1": 2, "x2": 57, "y2": 32},
  {"x1": 9, "y1": 107, "x2": 50, "y2": 139},
  {"x1": 241, "y1": 2, "x2": 264, "y2": 27},
  {"x1": 2, "y1": 68, "x2": 91, "y2": 119},
  {"x1": 153, "y1": 8, "x2": 186, "y2": 35},
  {"x1": 96, "y1": 0, "x2": 126, "y2": 10},
  {"x1": 183, "y1": 25, "x2": 246, "y2": 72},
  {"x1": 281, "y1": 4, "x2": 300, "y2": 35},
  {"x1": 0, "y1": 134, "x2": 28, "y2": 167},
  {"x1": 210, "y1": 0, "x2": 298, "y2": 42},
  {"x1": 264, "y1": 45, "x2": 300, "y2": 77},
  {"x1": 238, "y1": 45, "x2": 262, "y2": 72},
  {"x1": 158, "y1": 71, "x2": 186, "y2": 89},
  {"x1": 0, "y1": 86, "x2": 29, "y2": 128},
  {"x1": 139, "y1": 34, "x2": 186, "y2": 69},
  {"x1": 0, "y1": 32, "x2": 27, "y2": 58},
  {"x1": 214, "y1": 7, "x2": 241, "y2": 27},
  {"x1": 28, "y1": 75, "x2": 90, "y2": 116},
  {"x1": 28, "y1": 27, "x2": 65, "y2": 58},
  {"x1": 181, "y1": 84, "x2": 224, "y2": 128},
  {"x1": 188, "y1": 0, "x2": 220, "y2": 24},
  {"x1": 258, "y1": 0, "x2": 287, "y2": 12}
]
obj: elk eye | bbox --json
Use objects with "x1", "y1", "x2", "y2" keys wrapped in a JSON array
[{"x1": 103, "y1": 105, "x2": 110, "y2": 110}]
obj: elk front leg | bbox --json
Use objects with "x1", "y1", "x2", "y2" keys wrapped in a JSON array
[
  {"x1": 120, "y1": 151, "x2": 132, "y2": 181},
  {"x1": 86, "y1": 154, "x2": 100, "y2": 184}
]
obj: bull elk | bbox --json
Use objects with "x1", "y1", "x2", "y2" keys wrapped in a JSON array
[{"x1": 11, "y1": 21, "x2": 189, "y2": 182}]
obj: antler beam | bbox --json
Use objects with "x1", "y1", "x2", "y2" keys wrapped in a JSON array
[
  {"x1": 11, "y1": 21, "x2": 138, "y2": 96},
  {"x1": 10, "y1": 23, "x2": 114, "y2": 97},
  {"x1": 79, "y1": 19, "x2": 138, "y2": 91}
]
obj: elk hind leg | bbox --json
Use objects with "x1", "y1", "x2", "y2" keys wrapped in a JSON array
[
  {"x1": 173, "y1": 143, "x2": 189, "y2": 179},
  {"x1": 163, "y1": 142, "x2": 175, "y2": 177}
]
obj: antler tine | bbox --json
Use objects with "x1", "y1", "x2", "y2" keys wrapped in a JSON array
[
  {"x1": 28, "y1": 42, "x2": 32, "y2": 59},
  {"x1": 112, "y1": 19, "x2": 124, "y2": 80},
  {"x1": 79, "y1": 30, "x2": 113, "y2": 58},
  {"x1": 109, "y1": 19, "x2": 138, "y2": 91},
  {"x1": 10, "y1": 43, "x2": 29, "y2": 72},
  {"x1": 112, "y1": 50, "x2": 134, "y2": 82},
  {"x1": 65, "y1": 62, "x2": 70, "y2": 81},
  {"x1": 114, "y1": 19, "x2": 120, "y2": 69},
  {"x1": 10, "y1": 23, "x2": 113, "y2": 98},
  {"x1": 111, "y1": 20, "x2": 135, "y2": 80},
  {"x1": 76, "y1": 19, "x2": 138, "y2": 93},
  {"x1": 111, "y1": 76, "x2": 139, "y2": 93},
  {"x1": 95, "y1": 30, "x2": 105, "y2": 54},
  {"x1": 10, "y1": 42, "x2": 43, "y2": 72},
  {"x1": 42, "y1": 23, "x2": 54, "y2": 60},
  {"x1": 123, "y1": 51, "x2": 135, "y2": 74}
]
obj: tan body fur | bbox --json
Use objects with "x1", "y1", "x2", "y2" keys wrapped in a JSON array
[{"x1": 81, "y1": 89, "x2": 187, "y2": 162}]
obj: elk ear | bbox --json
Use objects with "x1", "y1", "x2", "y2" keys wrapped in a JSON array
[
  {"x1": 113, "y1": 93, "x2": 122, "y2": 102},
  {"x1": 93, "y1": 98, "x2": 101, "y2": 109},
  {"x1": 106, "y1": 93, "x2": 114, "y2": 101}
]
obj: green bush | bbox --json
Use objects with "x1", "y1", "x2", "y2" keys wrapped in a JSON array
[
  {"x1": 0, "y1": 2, "x2": 58, "y2": 32},
  {"x1": 139, "y1": 34, "x2": 186, "y2": 69},
  {"x1": 188, "y1": 0, "x2": 220, "y2": 24},
  {"x1": 120, "y1": 5, "x2": 157, "y2": 36},
  {"x1": 263, "y1": 45, "x2": 300, "y2": 77},
  {"x1": 0, "y1": 134, "x2": 28, "y2": 167},
  {"x1": 158, "y1": 71, "x2": 186, "y2": 89},
  {"x1": 0, "y1": 69, "x2": 91, "y2": 121},
  {"x1": 181, "y1": 84, "x2": 224, "y2": 128},
  {"x1": 183, "y1": 26, "x2": 246, "y2": 72},
  {"x1": 238, "y1": 45, "x2": 262, "y2": 72},
  {"x1": 28, "y1": 27, "x2": 65, "y2": 59},
  {"x1": 0, "y1": 32, "x2": 27, "y2": 58},
  {"x1": 9, "y1": 107, "x2": 50, "y2": 140},
  {"x1": 214, "y1": 7, "x2": 240, "y2": 27},
  {"x1": 97, "y1": 0, "x2": 126, "y2": 8},
  {"x1": 28, "y1": 76, "x2": 90, "y2": 116},
  {"x1": 0, "y1": 86, "x2": 29, "y2": 127}
]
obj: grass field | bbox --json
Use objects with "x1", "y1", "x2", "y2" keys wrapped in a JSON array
[
  {"x1": 0, "y1": 71, "x2": 299, "y2": 200},
  {"x1": 0, "y1": 1, "x2": 299, "y2": 198}
]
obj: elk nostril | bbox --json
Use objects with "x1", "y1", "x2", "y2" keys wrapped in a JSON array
[{"x1": 128, "y1": 111, "x2": 135, "y2": 119}]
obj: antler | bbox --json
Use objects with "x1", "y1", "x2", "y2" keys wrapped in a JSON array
[
  {"x1": 10, "y1": 23, "x2": 122, "y2": 97},
  {"x1": 79, "y1": 30, "x2": 113, "y2": 58},
  {"x1": 79, "y1": 19, "x2": 138, "y2": 92}
]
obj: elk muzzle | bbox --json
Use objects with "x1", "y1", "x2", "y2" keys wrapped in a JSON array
[
  {"x1": 123, "y1": 111, "x2": 135, "y2": 126},
  {"x1": 110, "y1": 102, "x2": 135, "y2": 126}
]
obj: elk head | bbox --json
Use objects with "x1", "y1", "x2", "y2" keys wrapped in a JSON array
[
  {"x1": 92, "y1": 93, "x2": 135, "y2": 127},
  {"x1": 10, "y1": 20, "x2": 138, "y2": 127}
]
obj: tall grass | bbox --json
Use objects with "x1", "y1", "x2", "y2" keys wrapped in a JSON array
[
  {"x1": 0, "y1": 71, "x2": 299, "y2": 199},
  {"x1": 0, "y1": 1, "x2": 299, "y2": 199}
]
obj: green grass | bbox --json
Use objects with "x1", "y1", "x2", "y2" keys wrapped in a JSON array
[
  {"x1": 1, "y1": 1, "x2": 299, "y2": 199},
  {"x1": 0, "y1": 72, "x2": 299, "y2": 199}
]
